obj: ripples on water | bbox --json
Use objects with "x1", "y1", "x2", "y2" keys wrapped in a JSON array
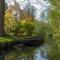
[{"x1": 0, "y1": 45, "x2": 48, "y2": 60}]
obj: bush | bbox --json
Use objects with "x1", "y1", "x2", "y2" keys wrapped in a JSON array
[
  {"x1": 14, "y1": 21, "x2": 35, "y2": 36},
  {"x1": 24, "y1": 22, "x2": 34, "y2": 36}
]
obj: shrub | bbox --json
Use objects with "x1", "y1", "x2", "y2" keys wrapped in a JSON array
[{"x1": 24, "y1": 22, "x2": 34, "y2": 36}]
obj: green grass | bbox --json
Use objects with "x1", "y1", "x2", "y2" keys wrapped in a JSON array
[
  {"x1": 0, "y1": 36, "x2": 30, "y2": 43},
  {"x1": 0, "y1": 35, "x2": 38, "y2": 43},
  {"x1": 0, "y1": 37, "x2": 14, "y2": 43}
]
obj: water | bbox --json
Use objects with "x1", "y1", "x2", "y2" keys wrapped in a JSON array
[{"x1": 0, "y1": 45, "x2": 48, "y2": 60}]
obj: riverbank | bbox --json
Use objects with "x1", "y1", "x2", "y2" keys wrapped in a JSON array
[{"x1": 0, "y1": 35, "x2": 44, "y2": 53}]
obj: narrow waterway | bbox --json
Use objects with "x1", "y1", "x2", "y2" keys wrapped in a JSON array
[{"x1": 0, "y1": 44, "x2": 48, "y2": 60}]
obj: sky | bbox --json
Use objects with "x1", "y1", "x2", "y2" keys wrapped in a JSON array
[{"x1": 5, "y1": 0, "x2": 50, "y2": 20}]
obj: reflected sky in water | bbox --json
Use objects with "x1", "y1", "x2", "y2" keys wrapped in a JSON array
[
  {"x1": 34, "y1": 47, "x2": 47, "y2": 60},
  {"x1": 4, "y1": 45, "x2": 48, "y2": 60}
]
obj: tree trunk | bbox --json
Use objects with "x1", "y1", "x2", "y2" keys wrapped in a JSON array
[{"x1": 0, "y1": 0, "x2": 5, "y2": 36}]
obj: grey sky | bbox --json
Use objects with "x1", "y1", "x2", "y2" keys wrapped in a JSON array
[{"x1": 5, "y1": 0, "x2": 50, "y2": 20}]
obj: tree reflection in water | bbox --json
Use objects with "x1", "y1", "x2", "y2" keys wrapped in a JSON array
[
  {"x1": 4, "y1": 46, "x2": 47, "y2": 60},
  {"x1": 34, "y1": 45, "x2": 48, "y2": 60}
]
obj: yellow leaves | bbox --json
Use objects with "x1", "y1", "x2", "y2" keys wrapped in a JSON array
[
  {"x1": 21, "y1": 20, "x2": 27, "y2": 24},
  {"x1": 5, "y1": 8, "x2": 12, "y2": 18},
  {"x1": 4, "y1": 5, "x2": 34, "y2": 36},
  {"x1": 4, "y1": 8, "x2": 16, "y2": 33}
]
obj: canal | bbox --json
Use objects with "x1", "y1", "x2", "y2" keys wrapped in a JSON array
[{"x1": 0, "y1": 44, "x2": 48, "y2": 60}]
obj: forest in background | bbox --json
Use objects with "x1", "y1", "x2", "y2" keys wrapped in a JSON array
[
  {"x1": 4, "y1": 0, "x2": 49, "y2": 37},
  {"x1": 0, "y1": 0, "x2": 60, "y2": 60}
]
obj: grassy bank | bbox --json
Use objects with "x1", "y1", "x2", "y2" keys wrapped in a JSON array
[{"x1": 0, "y1": 37, "x2": 14, "y2": 43}]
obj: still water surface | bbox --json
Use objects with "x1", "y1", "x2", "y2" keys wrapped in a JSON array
[{"x1": 0, "y1": 45, "x2": 48, "y2": 60}]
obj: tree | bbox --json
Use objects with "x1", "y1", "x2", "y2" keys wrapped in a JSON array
[
  {"x1": 4, "y1": 6, "x2": 16, "y2": 34},
  {"x1": 48, "y1": 0, "x2": 60, "y2": 60},
  {"x1": 24, "y1": 1, "x2": 36, "y2": 20},
  {"x1": 0, "y1": 0, "x2": 5, "y2": 36}
]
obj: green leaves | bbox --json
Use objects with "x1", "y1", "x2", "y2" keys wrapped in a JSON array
[
  {"x1": 24, "y1": 22, "x2": 34, "y2": 36},
  {"x1": 48, "y1": 0, "x2": 60, "y2": 60}
]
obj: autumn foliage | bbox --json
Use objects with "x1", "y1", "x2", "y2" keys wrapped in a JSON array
[{"x1": 4, "y1": 5, "x2": 34, "y2": 37}]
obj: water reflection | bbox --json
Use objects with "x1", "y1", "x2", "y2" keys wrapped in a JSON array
[
  {"x1": 34, "y1": 46, "x2": 48, "y2": 60},
  {"x1": 0, "y1": 45, "x2": 48, "y2": 60}
]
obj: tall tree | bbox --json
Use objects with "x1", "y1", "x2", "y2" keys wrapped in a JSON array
[
  {"x1": 24, "y1": 1, "x2": 36, "y2": 20},
  {"x1": 0, "y1": 0, "x2": 5, "y2": 36},
  {"x1": 48, "y1": 0, "x2": 60, "y2": 60}
]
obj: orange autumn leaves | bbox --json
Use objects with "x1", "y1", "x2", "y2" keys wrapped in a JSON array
[{"x1": 4, "y1": 6, "x2": 34, "y2": 36}]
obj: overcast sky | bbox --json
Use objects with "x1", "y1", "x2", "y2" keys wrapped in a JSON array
[{"x1": 5, "y1": 0, "x2": 50, "y2": 20}]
